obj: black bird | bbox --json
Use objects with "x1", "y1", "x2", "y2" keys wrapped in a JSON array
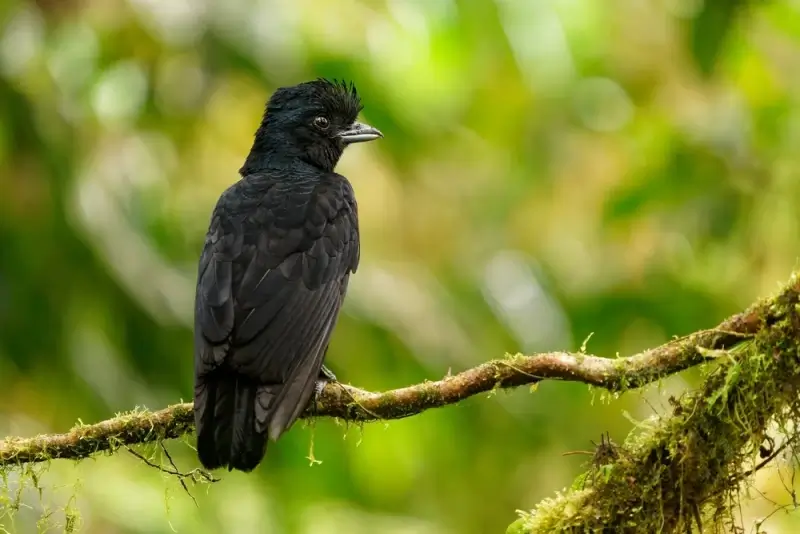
[{"x1": 193, "y1": 79, "x2": 382, "y2": 472}]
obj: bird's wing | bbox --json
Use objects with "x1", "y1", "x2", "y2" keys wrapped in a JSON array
[{"x1": 194, "y1": 176, "x2": 359, "y2": 438}]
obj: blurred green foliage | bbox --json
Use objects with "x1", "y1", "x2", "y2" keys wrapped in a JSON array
[{"x1": 1, "y1": 0, "x2": 799, "y2": 532}]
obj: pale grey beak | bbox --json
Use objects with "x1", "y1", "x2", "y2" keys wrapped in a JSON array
[{"x1": 337, "y1": 122, "x2": 383, "y2": 144}]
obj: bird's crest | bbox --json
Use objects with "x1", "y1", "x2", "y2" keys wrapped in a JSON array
[
  {"x1": 312, "y1": 78, "x2": 363, "y2": 116},
  {"x1": 266, "y1": 78, "x2": 364, "y2": 123}
]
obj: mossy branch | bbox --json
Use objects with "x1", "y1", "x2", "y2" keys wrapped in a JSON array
[
  {"x1": 0, "y1": 274, "x2": 773, "y2": 467},
  {"x1": 510, "y1": 271, "x2": 800, "y2": 533}
]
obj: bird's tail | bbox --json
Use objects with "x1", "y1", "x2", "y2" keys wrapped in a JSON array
[{"x1": 195, "y1": 369, "x2": 269, "y2": 472}]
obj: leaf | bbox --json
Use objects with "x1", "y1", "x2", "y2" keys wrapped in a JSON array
[{"x1": 687, "y1": 0, "x2": 749, "y2": 77}]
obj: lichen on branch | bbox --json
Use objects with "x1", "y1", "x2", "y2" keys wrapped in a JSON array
[{"x1": 509, "y1": 271, "x2": 800, "y2": 533}]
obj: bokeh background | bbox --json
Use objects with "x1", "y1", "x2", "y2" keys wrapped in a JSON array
[{"x1": 2, "y1": 0, "x2": 800, "y2": 532}]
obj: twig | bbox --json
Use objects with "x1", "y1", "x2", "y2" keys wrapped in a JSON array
[
  {"x1": 124, "y1": 445, "x2": 179, "y2": 476},
  {"x1": 743, "y1": 440, "x2": 791, "y2": 479},
  {"x1": 124, "y1": 445, "x2": 217, "y2": 484}
]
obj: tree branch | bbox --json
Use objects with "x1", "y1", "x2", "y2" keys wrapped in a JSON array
[
  {"x1": 510, "y1": 271, "x2": 800, "y2": 533},
  {"x1": 0, "y1": 276, "x2": 776, "y2": 467}
]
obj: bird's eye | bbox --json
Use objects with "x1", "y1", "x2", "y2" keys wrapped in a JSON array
[{"x1": 313, "y1": 116, "x2": 330, "y2": 130}]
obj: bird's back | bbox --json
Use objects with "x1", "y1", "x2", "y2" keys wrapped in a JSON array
[{"x1": 193, "y1": 168, "x2": 360, "y2": 471}]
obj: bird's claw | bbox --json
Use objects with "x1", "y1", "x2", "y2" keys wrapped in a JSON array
[
  {"x1": 311, "y1": 365, "x2": 338, "y2": 417},
  {"x1": 311, "y1": 379, "x2": 332, "y2": 418},
  {"x1": 314, "y1": 380, "x2": 327, "y2": 399}
]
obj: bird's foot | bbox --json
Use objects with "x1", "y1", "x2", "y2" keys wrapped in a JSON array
[
  {"x1": 312, "y1": 366, "x2": 338, "y2": 415},
  {"x1": 314, "y1": 380, "x2": 327, "y2": 399},
  {"x1": 311, "y1": 380, "x2": 331, "y2": 418}
]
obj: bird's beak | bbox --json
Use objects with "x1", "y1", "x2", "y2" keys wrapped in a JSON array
[{"x1": 337, "y1": 122, "x2": 383, "y2": 144}]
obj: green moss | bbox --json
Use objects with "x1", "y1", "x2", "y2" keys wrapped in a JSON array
[
  {"x1": 510, "y1": 285, "x2": 800, "y2": 533},
  {"x1": 0, "y1": 406, "x2": 204, "y2": 532}
]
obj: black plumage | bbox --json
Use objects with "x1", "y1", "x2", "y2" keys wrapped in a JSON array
[{"x1": 193, "y1": 79, "x2": 382, "y2": 472}]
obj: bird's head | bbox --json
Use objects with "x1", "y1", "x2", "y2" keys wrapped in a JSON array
[{"x1": 244, "y1": 79, "x2": 382, "y2": 173}]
